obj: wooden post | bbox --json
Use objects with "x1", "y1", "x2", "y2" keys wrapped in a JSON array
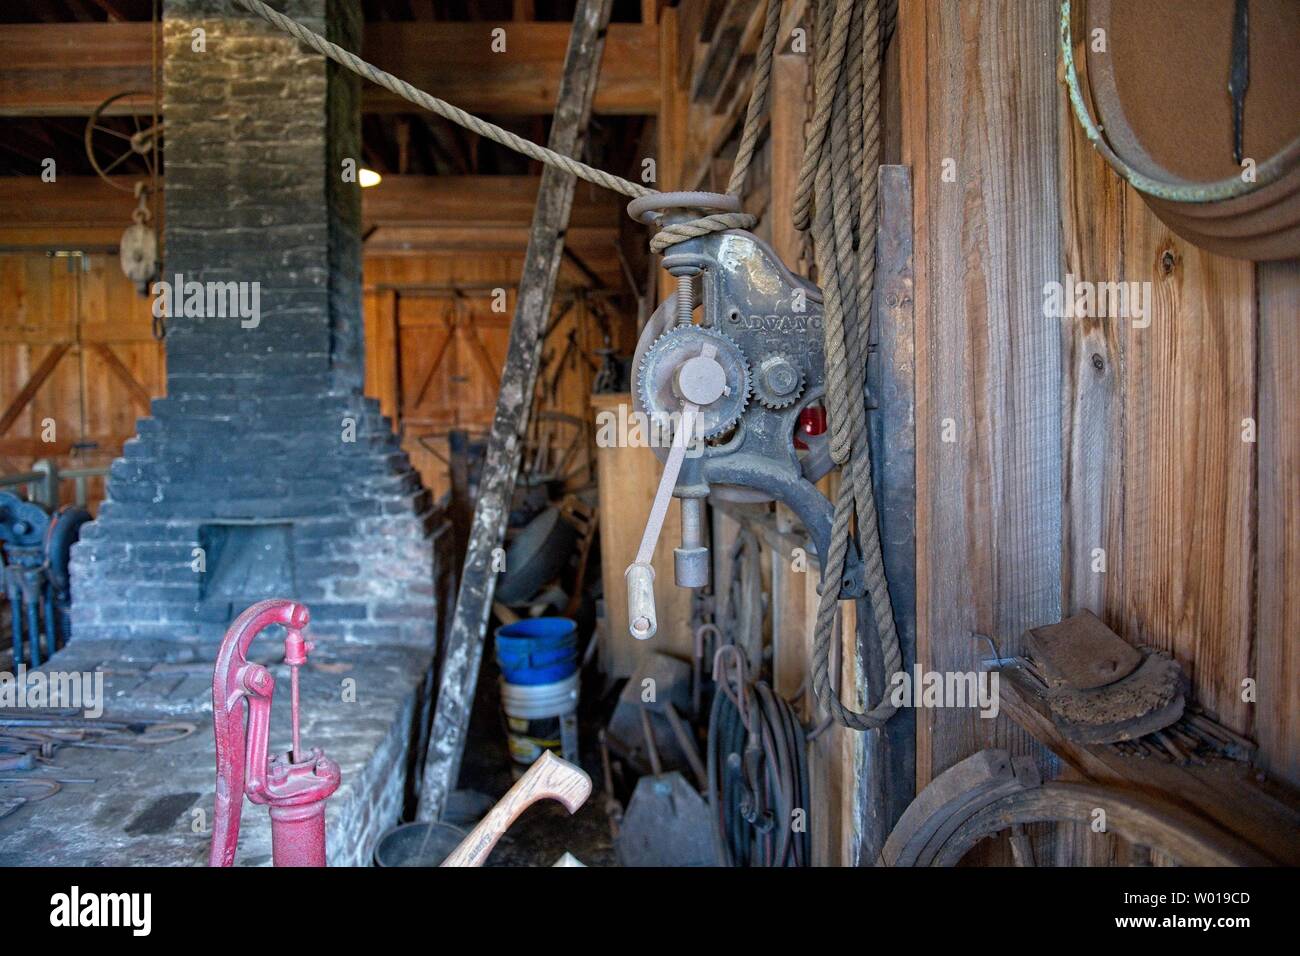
[
  {"x1": 416, "y1": 0, "x2": 614, "y2": 823},
  {"x1": 854, "y1": 165, "x2": 917, "y2": 863}
]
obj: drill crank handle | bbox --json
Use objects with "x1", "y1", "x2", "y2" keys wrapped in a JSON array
[
  {"x1": 441, "y1": 750, "x2": 592, "y2": 867},
  {"x1": 625, "y1": 400, "x2": 699, "y2": 640}
]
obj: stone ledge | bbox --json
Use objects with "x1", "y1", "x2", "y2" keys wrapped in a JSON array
[{"x1": 0, "y1": 635, "x2": 431, "y2": 867}]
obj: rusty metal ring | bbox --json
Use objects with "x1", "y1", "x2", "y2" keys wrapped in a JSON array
[
  {"x1": 626, "y1": 191, "x2": 741, "y2": 225},
  {"x1": 1059, "y1": 0, "x2": 1300, "y2": 204}
]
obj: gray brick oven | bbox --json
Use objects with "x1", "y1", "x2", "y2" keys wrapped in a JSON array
[{"x1": 70, "y1": 0, "x2": 440, "y2": 649}]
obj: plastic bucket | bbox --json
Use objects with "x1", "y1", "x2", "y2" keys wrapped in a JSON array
[
  {"x1": 494, "y1": 617, "x2": 578, "y2": 685},
  {"x1": 499, "y1": 671, "x2": 579, "y2": 767}
]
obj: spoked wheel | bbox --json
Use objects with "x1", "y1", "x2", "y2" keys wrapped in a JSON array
[
  {"x1": 882, "y1": 749, "x2": 1268, "y2": 867},
  {"x1": 84, "y1": 91, "x2": 162, "y2": 188},
  {"x1": 521, "y1": 410, "x2": 592, "y2": 489}
]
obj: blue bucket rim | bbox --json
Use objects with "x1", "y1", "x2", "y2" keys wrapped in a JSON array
[
  {"x1": 495, "y1": 618, "x2": 579, "y2": 685},
  {"x1": 495, "y1": 617, "x2": 577, "y2": 641}
]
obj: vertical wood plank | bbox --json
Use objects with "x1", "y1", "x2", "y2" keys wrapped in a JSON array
[
  {"x1": 1059, "y1": 88, "x2": 1126, "y2": 620},
  {"x1": 362, "y1": 287, "x2": 400, "y2": 423},
  {"x1": 591, "y1": 392, "x2": 694, "y2": 677},
  {"x1": 1110, "y1": 206, "x2": 1255, "y2": 735},
  {"x1": 902, "y1": 0, "x2": 1064, "y2": 793},
  {"x1": 1254, "y1": 259, "x2": 1298, "y2": 789},
  {"x1": 769, "y1": 51, "x2": 807, "y2": 268}
]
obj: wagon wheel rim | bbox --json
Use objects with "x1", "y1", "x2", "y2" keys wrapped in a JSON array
[
  {"x1": 523, "y1": 411, "x2": 591, "y2": 487},
  {"x1": 924, "y1": 782, "x2": 1268, "y2": 868},
  {"x1": 85, "y1": 91, "x2": 162, "y2": 192}
]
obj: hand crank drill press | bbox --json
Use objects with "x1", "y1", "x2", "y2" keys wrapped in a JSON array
[
  {"x1": 623, "y1": 192, "x2": 864, "y2": 640},
  {"x1": 210, "y1": 599, "x2": 340, "y2": 867}
]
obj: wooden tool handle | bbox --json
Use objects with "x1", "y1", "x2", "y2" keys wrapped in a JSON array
[{"x1": 441, "y1": 750, "x2": 593, "y2": 867}]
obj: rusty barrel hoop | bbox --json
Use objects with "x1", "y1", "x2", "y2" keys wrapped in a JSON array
[{"x1": 1060, "y1": 0, "x2": 1300, "y2": 260}]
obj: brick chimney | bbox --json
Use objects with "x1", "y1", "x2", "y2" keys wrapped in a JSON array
[{"x1": 71, "y1": 0, "x2": 439, "y2": 647}]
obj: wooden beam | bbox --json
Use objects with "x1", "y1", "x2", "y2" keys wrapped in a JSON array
[
  {"x1": 0, "y1": 177, "x2": 144, "y2": 232},
  {"x1": 416, "y1": 0, "x2": 614, "y2": 825},
  {"x1": 692, "y1": 0, "x2": 751, "y2": 104},
  {"x1": 0, "y1": 23, "x2": 157, "y2": 117},
  {"x1": 360, "y1": 225, "x2": 618, "y2": 257},
  {"x1": 0, "y1": 175, "x2": 616, "y2": 225},
  {"x1": 901, "y1": 0, "x2": 1064, "y2": 798},
  {"x1": 362, "y1": 22, "x2": 656, "y2": 115},
  {"x1": 90, "y1": 342, "x2": 152, "y2": 413},
  {"x1": 0, "y1": 343, "x2": 71, "y2": 437},
  {"x1": 0, "y1": 22, "x2": 657, "y2": 116},
  {"x1": 0, "y1": 175, "x2": 617, "y2": 251},
  {"x1": 361, "y1": 175, "x2": 619, "y2": 229},
  {"x1": 1256, "y1": 260, "x2": 1300, "y2": 791}
]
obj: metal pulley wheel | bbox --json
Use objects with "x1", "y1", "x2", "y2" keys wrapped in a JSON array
[
  {"x1": 84, "y1": 91, "x2": 163, "y2": 189},
  {"x1": 120, "y1": 188, "x2": 158, "y2": 296},
  {"x1": 1062, "y1": 0, "x2": 1300, "y2": 260}
]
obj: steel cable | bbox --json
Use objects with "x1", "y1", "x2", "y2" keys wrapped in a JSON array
[{"x1": 707, "y1": 646, "x2": 809, "y2": 867}]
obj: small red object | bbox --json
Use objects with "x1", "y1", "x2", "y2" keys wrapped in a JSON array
[
  {"x1": 794, "y1": 406, "x2": 828, "y2": 449},
  {"x1": 210, "y1": 599, "x2": 341, "y2": 867}
]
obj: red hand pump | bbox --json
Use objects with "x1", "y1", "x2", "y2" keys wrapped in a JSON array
[{"x1": 210, "y1": 599, "x2": 341, "y2": 867}]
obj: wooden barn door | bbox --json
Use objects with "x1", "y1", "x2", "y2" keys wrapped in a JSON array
[
  {"x1": 364, "y1": 287, "x2": 511, "y2": 500},
  {"x1": 0, "y1": 252, "x2": 164, "y2": 511}
]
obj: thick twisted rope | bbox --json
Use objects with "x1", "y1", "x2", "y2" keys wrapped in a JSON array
[
  {"x1": 235, "y1": 0, "x2": 780, "y2": 255},
  {"x1": 234, "y1": 0, "x2": 651, "y2": 199},
  {"x1": 807, "y1": 0, "x2": 903, "y2": 731},
  {"x1": 652, "y1": 0, "x2": 782, "y2": 252}
]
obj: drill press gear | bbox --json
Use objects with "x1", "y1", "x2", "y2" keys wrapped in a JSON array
[{"x1": 638, "y1": 325, "x2": 751, "y2": 440}]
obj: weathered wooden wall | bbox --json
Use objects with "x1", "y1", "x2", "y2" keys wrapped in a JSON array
[
  {"x1": 0, "y1": 244, "x2": 630, "y2": 511},
  {"x1": 655, "y1": 0, "x2": 1297, "y2": 866},
  {"x1": 363, "y1": 250, "x2": 631, "y2": 501},
  {"x1": 901, "y1": 0, "x2": 1299, "y2": 810}
]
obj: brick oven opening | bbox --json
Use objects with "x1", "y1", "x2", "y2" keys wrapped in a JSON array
[{"x1": 196, "y1": 522, "x2": 297, "y2": 630}]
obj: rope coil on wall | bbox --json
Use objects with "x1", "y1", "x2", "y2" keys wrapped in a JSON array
[{"x1": 800, "y1": 0, "x2": 904, "y2": 731}]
